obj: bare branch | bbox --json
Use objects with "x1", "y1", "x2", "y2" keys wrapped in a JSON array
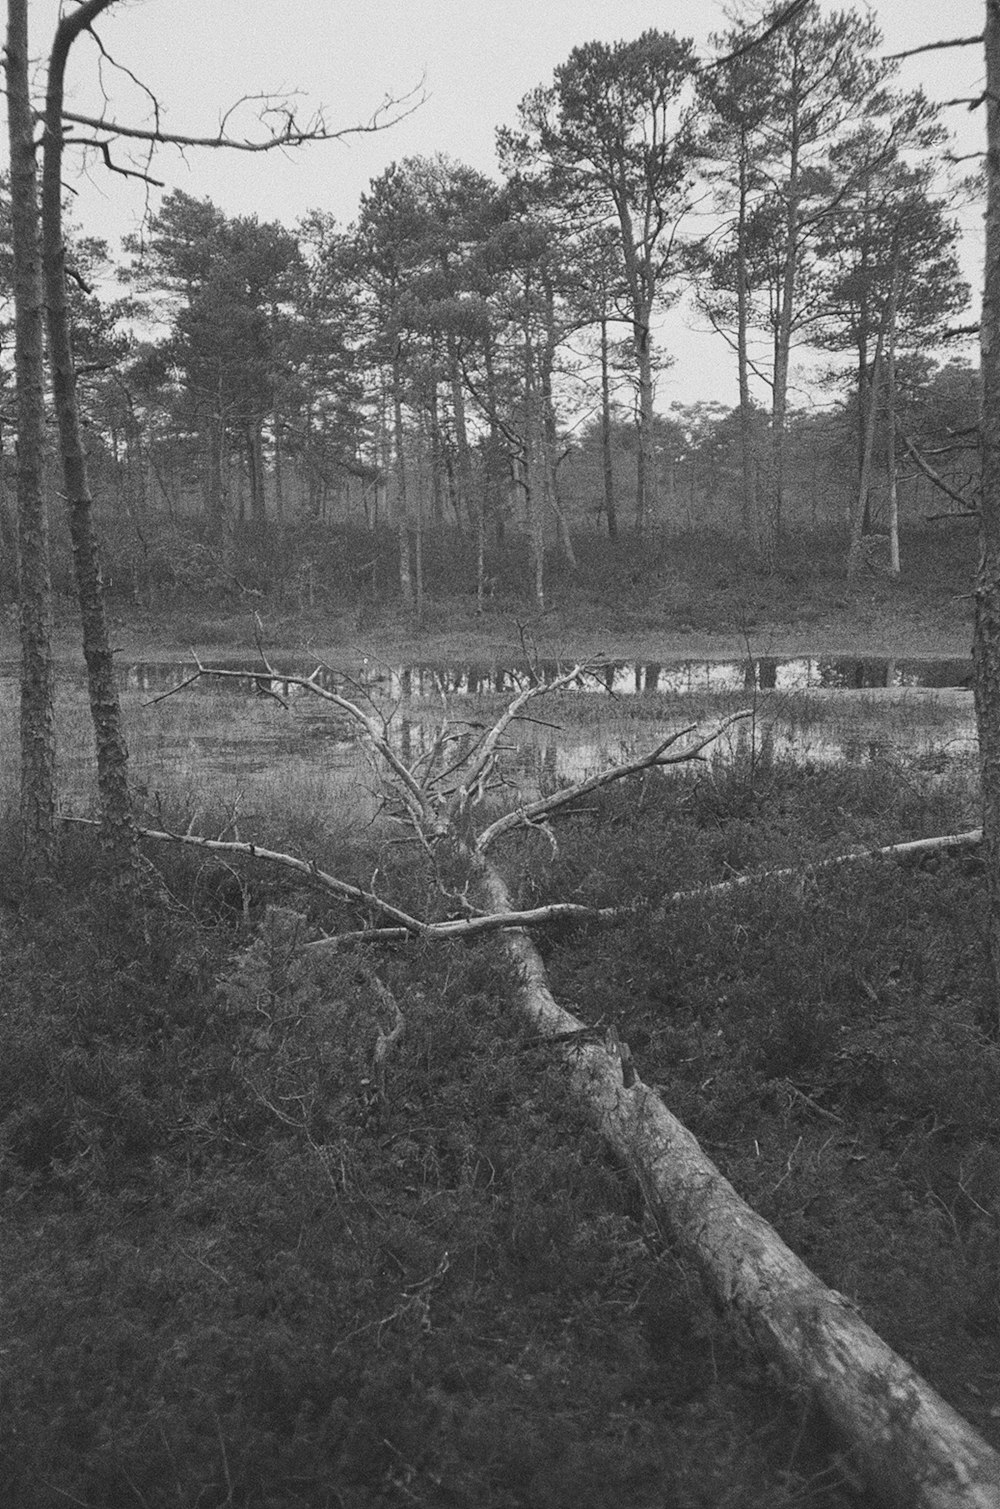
[
  {"x1": 65, "y1": 815, "x2": 433, "y2": 934},
  {"x1": 305, "y1": 899, "x2": 619, "y2": 951},
  {"x1": 59, "y1": 82, "x2": 425, "y2": 156},
  {"x1": 699, "y1": 0, "x2": 812, "y2": 75},
  {"x1": 900, "y1": 431, "x2": 980, "y2": 515},
  {"x1": 884, "y1": 36, "x2": 983, "y2": 62},
  {"x1": 475, "y1": 710, "x2": 754, "y2": 854}
]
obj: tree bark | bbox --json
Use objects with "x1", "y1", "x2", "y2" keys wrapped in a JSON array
[
  {"x1": 391, "y1": 345, "x2": 413, "y2": 606},
  {"x1": 6, "y1": 0, "x2": 57, "y2": 872},
  {"x1": 480, "y1": 860, "x2": 1000, "y2": 1509},
  {"x1": 735, "y1": 132, "x2": 758, "y2": 551},
  {"x1": 886, "y1": 277, "x2": 901, "y2": 578},
  {"x1": 975, "y1": 0, "x2": 1000, "y2": 1033},
  {"x1": 599, "y1": 316, "x2": 619, "y2": 541},
  {"x1": 42, "y1": 0, "x2": 137, "y2": 869}
]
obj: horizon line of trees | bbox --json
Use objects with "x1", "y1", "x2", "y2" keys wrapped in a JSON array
[{"x1": 0, "y1": 2, "x2": 977, "y2": 619}]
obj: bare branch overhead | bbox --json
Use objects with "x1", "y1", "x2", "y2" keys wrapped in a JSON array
[
  {"x1": 884, "y1": 35, "x2": 984, "y2": 63},
  {"x1": 59, "y1": 84, "x2": 425, "y2": 155}
]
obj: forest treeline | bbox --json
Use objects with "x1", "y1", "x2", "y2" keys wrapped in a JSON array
[{"x1": 0, "y1": 6, "x2": 979, "y2": 609}]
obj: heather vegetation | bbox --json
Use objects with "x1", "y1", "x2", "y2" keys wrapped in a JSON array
[{"x1": 2, "y1": 638, "x2": 998, "y2": 1505}]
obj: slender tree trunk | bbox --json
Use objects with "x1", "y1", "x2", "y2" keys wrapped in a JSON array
[
  {"x1": 634, "y1": 304, "x2": 658, "y2": 534},
  {"x1": 849, "y1": 234, "x2": 899, "y2": 581},
  {"x1": 6, "y1": 0, "x2": 57, "y2": 872},
  {"x1": 886, "y1": 268, "x2": 900, "y2": 578},
  {"x1": 247, "y1": 420, "x2": 266, "y2": 521},
  {"x1": 428, "y1": 374, "x2": 444, "y2": 524},
  {"x1": 414, "y1": 432, "x2": 424, "y2": 627},
  {"x1": 522, "y1": 305, "x2": 545, "y2": 611},
  {"x1": 599, "y1": 316, "x2": 619, "y2": 541},
  {"x1": 447, "y1": 332, "x2": 474, "y2": 528},
  {"x1": 538, "y1": 271, "x2": 576, "y2": 570},
  {"x1": 391, "y1": 348, "x2": 413, "y2": 606},
  {"x1": 850, "y1": 327, "x2": 886, "y2": 573},
  {"x1": 205, "y1": 411, "x2": 226, "y2": 539},
  {"x1": 483, "y1": 334, "x2": 505, "y2": 551},
  {"x1": 273, "y1": 409, "x2": 284, "y2": 520},
  {"x1": 42, "y1": 0, "x2": 137, "y2": 869},
  {"x1": 974, "y1": 0, "x2": 1000, "y2": 1034},
  {"x1": 763, "y1": 120, "x2": 801, "y2": 575},
  {"x1": 735, "y1": 135, "x2": 758, "y2": 550}
]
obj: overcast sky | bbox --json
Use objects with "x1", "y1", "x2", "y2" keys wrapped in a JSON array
[{"x1": 14, "y1": 0, "x2": 988, "y2": 407}]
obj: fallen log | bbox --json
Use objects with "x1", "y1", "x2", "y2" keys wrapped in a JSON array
[{"x1": 479, "y1": 862, "x2": 1000, "y2": 1509}]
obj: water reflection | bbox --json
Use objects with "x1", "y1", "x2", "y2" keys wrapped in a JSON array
[
  {"x1": 0, "y1": 653, "x2": 976, "y2": 818},
  {"x1": 120, "y1": 652, "x2": 974, "y2": 701}
]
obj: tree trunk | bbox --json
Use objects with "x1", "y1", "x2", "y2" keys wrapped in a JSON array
[
  {"x1": 886, "y1": 283, "x2": 900, "y2": 578},
  {"x1": 6, "y1": 0, "x2": 57, "y2": 873},
  {"x1": 42, "y1": 0, "x2": 137, "y2": 870},
  {"x1": 634, "y1": 303, "x2": 658, "y2": 534},
  {"x1": 247, "y1": 420, "x2": 266, "y2": 521},
  {"x1": 735, "y1": 134, "x2": 758, "y2": 551},
  {"x1": 975, "y1": 2, "x2": 1000, "y2": 1034},
  {"x1": 391, "y1": 348, "x2": 413, "y2": 606},
  {"x1": 479, "y1": 860, "x2": 1000, "y2": 1509},
  {"x1": 763, "y1": 125, "x2": 802, "y2": 575},
  {"x1": 539, "y1": 270, "x2": 576, "y2": 570},
  {"x1": 272, "y1": 409, "x2": 284, "y2": 520},
  {"x1": 849, "y1": 234, "x2": 899, "y2": 582},
  {"x1": 599, "y1": 316, "x2": 619, "y2": 541},
  {"x1": 521, "y1": 313, "x2": 545, "y2": 612},
  {"x1": 204, "y1": 411, "x2": 227, "y2": 539},
  {"x1": 447, "y1": 330, "x2": 482, "y2": 601}
]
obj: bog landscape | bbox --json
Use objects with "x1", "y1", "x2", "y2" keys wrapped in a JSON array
[{"x1": 3, "y1": 3, "x2": 1000, "y2": 1508}]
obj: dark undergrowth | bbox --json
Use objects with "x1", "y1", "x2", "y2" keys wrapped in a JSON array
[
  {"x1": 1, "y1": 818, "x2": 863, "y2": 1509},
  {"x1": 1, "y1": 742, "x2": 996, "y2": 1505},
  {"x1": 47, "y1": 517, "x2": 974, "y2": 647}
]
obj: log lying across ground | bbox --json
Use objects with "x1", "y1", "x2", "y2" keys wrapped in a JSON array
[
  {"x1": 145, "y1": 661, "x2": 999, "y2": 1503},
  {"x1": 479, "y1": 864, "x2": 1000, "y2": 1509}
]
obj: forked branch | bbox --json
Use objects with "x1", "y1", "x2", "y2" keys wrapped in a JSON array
[{"x1": 475, "y1": 709, "x2": 753, "y2": 853}]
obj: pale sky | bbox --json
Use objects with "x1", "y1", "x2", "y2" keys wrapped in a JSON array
[{"x1": 12, "y1": 1, "x2": 988, "y2": 407}]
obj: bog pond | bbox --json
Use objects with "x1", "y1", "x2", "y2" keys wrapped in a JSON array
[{"x1": 0, "y1": 651, "x2": 978, "y2": 829}]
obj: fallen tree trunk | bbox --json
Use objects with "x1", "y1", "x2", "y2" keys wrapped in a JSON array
[{"x1": 479, "y1": 862, "x2": 1000, "y2": 1509}]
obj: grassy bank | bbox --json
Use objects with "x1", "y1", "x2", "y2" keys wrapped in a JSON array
[
  {"x1": 1, "y1": 519, "x2": 977, "y2": 669},
  {"x1": 2, "y1": 714, "x2": 997, "y2": 1504}
]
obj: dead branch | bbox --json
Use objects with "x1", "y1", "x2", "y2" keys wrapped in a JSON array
[
  {"x1": 475, "y1": 709, "x2": 753, "y2": 854},
  {"x1": 63, "y1": 814, "x2": 433, "y2": 935},
  {"x1": 186, "y1": 654, "x2": 442, "y2": 836},
  {"x1": 60, "y1": 83, "x2": 424, "y2": 155},
  {"x1": 444, "y1": 665, "x2": 587, "y2": 829},
  {"x1": 665, "y1": 828, "x2": 983, "y2": 907},
  {"x1": 900, "y1": 432, "x2": 980, "y2": 515},
  {"x1": 884, "y1": 35, "x2": 983, "y2": 62},
  {"x1": 303, "y1": 898, "x2": 620, "y2": 951}
]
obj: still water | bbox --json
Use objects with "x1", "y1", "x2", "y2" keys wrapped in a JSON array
[
  {"x1": 0, "y1": 654, "x2": 977, "y2": 818},
  {"x1": 120, "y1": 653, "x2": 974, "y2": 700},
  {"x1": 119, "y1": 654, "x2": 978, "y2": 798}
]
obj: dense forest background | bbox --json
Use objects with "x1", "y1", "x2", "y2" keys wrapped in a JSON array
[{"x1": 0, "y1": 7, "x2": 980, "y2": 613}]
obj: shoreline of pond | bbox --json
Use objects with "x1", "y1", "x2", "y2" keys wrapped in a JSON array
[{"x1": 0, "y1": 609, "x2": 975, "y2": 676}]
